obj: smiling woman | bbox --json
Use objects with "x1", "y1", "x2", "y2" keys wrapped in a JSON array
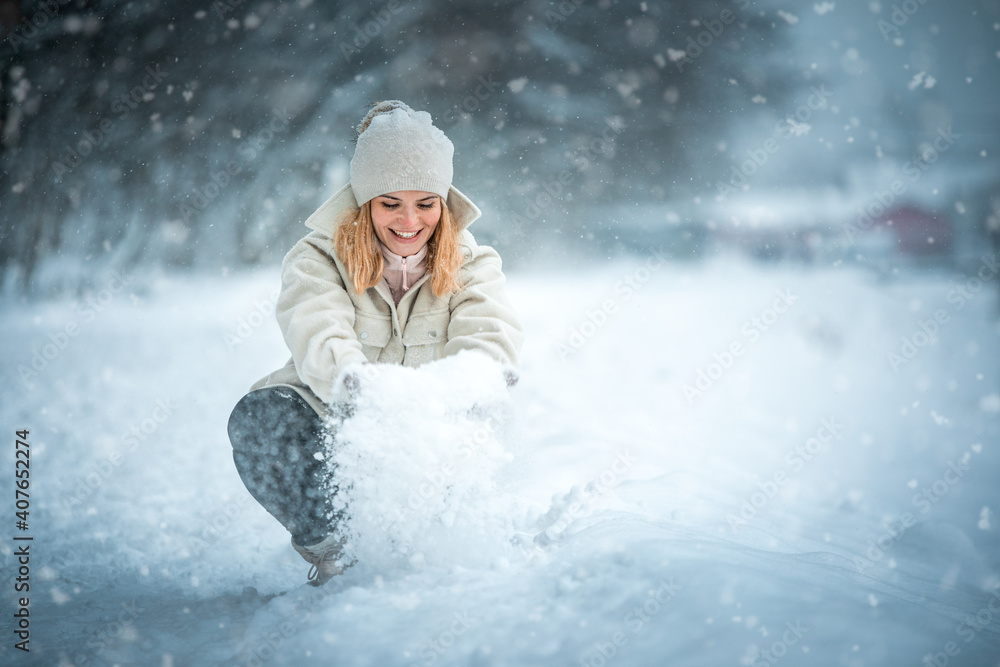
[
  {"x1": 374, "y1": 192, "x2": 440, "y2": 247},
  {"x1": 334, "y1": 188, "x2": 463, "y2": 304},
  {"x1": 226, "y1": 100, "x2": 523, "y2": 586}
]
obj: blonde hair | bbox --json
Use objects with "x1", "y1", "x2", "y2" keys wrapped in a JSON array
[{"x1": 334, "y1": 199, "x2": 464, "y2": 298}]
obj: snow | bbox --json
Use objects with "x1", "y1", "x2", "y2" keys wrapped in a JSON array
[
  {"x1": 324, "y1": 352, "x2": 519, "y2": 573},
  {"x1": 2, "y1": 256, "x2": 1000, "y2": 665}
]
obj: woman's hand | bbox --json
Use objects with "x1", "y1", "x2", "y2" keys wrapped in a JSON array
[
  {"x1": 341, "y1": 369, "x2": 363, "y2": 399},
  {"x1": 332, "y1": 362, "x2": 371, "y2": 402},
  {"x1": 332, "y1": 362, "x2": 387, "y2": 403}
]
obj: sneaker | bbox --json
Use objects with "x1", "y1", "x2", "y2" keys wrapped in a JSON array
[{"x1": 291, "y1": 533, "x2": 346, "y2": 586}]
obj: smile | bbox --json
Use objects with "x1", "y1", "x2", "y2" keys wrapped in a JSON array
[{"x1": 391, "y1": 230, "x2": 419, "y2": 239}]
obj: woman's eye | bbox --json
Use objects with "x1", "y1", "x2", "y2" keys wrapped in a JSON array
[
  {"x1": 418, "y1": 203, "x2": 434, "y2": 210},
  {"x1": 381, "y1": 203, "x2": 399, "y2": 210}
]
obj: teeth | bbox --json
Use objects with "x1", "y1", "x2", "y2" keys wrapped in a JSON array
[{"x1": 392, "y1": 230, "x2": 418, "y2": 239}]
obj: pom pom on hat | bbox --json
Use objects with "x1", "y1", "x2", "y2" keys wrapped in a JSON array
[
  {"x1": 355, "y1": 100, "x2": 415, "y2": 135},
  {"x1": 350, "y1": 100, "x2": 455, "y2": 205}
]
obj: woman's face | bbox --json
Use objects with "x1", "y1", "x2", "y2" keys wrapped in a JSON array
[{"x1": 370, "y1": 190, "x2": 441, "y2": 257}]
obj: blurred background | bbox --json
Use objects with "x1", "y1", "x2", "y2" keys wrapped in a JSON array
[
  {"x1": 3, "y1": 2, "x2": 1000, "y2": 665},
  {"x1": 2, "y1": 0, "x2": 998, "y2": 294}
]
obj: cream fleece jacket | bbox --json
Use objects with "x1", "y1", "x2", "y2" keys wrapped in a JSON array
[{"x1": 249, "y1": 183, "x2": 523, "y2": 416}]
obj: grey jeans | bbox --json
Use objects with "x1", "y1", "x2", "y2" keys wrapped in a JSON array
[{"x1": 227, "y1": 386, "x2": 347, "y2": 546}]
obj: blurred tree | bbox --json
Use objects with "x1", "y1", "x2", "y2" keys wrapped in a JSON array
[{"x1": 0, "y1": 0, "x2": 787, "y2": 293}]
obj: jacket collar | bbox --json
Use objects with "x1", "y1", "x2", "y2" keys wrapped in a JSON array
[
  {"x1": 378, "y1": 240, "x2": 428, "y2": 271},
  {"x1": 304, "y1": 182, "x2": 482, "y2": 237}
]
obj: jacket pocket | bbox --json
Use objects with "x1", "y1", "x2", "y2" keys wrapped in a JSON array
[
  {"x1": 354, "y1": 312, "x2": 392, "y2": 362},
  {"x1": 402, "y1": 309, "x2": 450, "y2": 366}
]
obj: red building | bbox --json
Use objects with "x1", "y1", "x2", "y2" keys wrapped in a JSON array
[{"x1": 870, "y1": 204, "x2": 953, "y2": 256}]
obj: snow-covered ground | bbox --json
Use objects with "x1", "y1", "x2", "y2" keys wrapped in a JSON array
[{"x1": 2, "y1": 254, "x2": 1000, "y2": 666}]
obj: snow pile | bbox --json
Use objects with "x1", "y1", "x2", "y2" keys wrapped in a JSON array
[
  {"x1": 322, "y1": 351, "x2": 519, "y2": 573},
  {"x1": 5, "y1": 260, "x2": 1000, "y2": 666}
]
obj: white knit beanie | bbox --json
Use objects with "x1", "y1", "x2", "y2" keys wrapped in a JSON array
[{"x1": 350, "y1": 101, "x2": 454, "y2": 205}]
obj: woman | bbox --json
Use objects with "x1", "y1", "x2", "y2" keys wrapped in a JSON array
[{"x1": 227, "y1": 101, "x2": 523, "y2": 585}]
